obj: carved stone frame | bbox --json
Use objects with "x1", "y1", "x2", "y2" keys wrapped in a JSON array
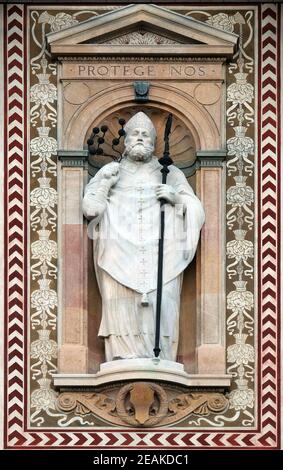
[{"x1": 48, "y1": 4, "x2": 237, "y2": 388}]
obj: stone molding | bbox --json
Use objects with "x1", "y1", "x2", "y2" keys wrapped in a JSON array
[
  {"x1": 56, "y1": 382, "x2": 229, "y2": 427},
  {"x1": 47, "y1": 3, "x2": 238, "y2": 57}
]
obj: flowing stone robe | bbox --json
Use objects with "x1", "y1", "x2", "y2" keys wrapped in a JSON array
[{"x1": 83, "y1": 157, "x2": 205, "y2": 362}]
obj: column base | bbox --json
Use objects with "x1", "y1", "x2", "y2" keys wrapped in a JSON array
[
  {"x1": 196, "y1": 344, "x2": 226, "y2": 374},
  {"x1": 58, "y1": 344, "x2": 88, "y2": 373}
]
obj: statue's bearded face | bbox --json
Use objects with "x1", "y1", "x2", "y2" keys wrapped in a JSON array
[{"x1": 124, "y1": 127, "x2": 155, "y2": 162}]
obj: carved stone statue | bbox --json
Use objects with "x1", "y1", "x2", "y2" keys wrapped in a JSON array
[{"x1": 83, "y1": 112, "x2": 205, "y2": 363}]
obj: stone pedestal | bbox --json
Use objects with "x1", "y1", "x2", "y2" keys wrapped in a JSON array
[{"x1": 54, "y1": 358, "x2": 231, "y2": 388}]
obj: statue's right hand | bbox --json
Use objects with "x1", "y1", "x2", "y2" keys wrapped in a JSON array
[{"x1": 100, "y1": 162, "x2": 120, "y2": 187}]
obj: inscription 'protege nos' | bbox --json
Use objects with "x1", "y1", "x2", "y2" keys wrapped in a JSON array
[
  {"x1": 77, "y1": 64, "x2": 205, "y2": 78},
  {"x1": 61, "y1": 62, "x2": 222, "y2": 80}
]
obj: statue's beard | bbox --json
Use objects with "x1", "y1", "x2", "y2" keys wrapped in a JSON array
[{"x1": 124, "y1": 143, "x2": 154, "y2": 162}]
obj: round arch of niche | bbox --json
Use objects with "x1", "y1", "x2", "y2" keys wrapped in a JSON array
[
  {"x1": 84, "y1": 103, "x2": 199, "y2": 374},
  {"x1": 62, "y1": 82, "x2": 220, "y2": 151}
]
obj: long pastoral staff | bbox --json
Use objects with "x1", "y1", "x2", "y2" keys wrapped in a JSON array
[{"x1": 153, "y1": 113, "x2": 173, "y2": 358}]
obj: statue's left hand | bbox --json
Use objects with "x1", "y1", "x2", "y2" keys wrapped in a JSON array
[{"x1": 156, "y1": 184, "x2": 180, "y2": 205}]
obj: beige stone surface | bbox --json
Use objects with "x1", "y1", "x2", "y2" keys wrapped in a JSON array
[
  {"x1": 196, "y1": 345, "x2": 226, "y2": 375},
  {"x1": 59, "y1": 167, "x2": 89, "y2": 373},
  {"x1": 196, "y1": 167, "x2": 225, "y2": 374},
  {"x1": 58, "y1": 344, "x2": 88, "y2": 374},
  {"x1": 179, "y1": 258, "x2": 197, "y2": 373}
]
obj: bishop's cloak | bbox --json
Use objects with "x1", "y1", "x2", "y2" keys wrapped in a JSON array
[{"x1": 83, "y1": 157, "x2": 205, "y2": 361}]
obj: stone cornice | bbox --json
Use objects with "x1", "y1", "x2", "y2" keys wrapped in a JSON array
[
  {"x1": 58, "y1": 56, "x2": 225, "y2": 63},
  {"x1": 47, "y1": 3, "x2": 238, "y2": 58}
]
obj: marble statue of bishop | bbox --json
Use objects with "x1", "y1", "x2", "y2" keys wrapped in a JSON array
[{"x1": 83, "y1": 112, "x2": 205, "y2": 362}]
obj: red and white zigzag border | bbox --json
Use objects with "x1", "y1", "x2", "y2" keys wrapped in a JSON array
[
  {"x1": 258, "y1": 3, "x2": 281, "y2": 448},
  {"x1": 4, "y1": 3, "x2": 27, "y2": 448},
  {"x1": 3, "y1": 3, "x2": 281, "y2": 448}
]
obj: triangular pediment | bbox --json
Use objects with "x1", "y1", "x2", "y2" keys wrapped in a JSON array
[
  {"x1": 47, "y1": 3, "x2": 238, "y2": 57},
  {"x1": 81, "y1": 28, "x2": 201, "y2": 46}
]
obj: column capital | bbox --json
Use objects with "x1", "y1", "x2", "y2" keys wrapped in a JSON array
[
  {"x1": 196, "y1": 150, "x2": 226, "y2": 168},
  {"x1": 58, "y1": 149, "x2": 88, "y2": 168}
]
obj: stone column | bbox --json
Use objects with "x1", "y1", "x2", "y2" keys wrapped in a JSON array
[
  {"x1": 57, "y1": 150, "x2": 89, "y2": 373},
  {"x1": 195, "y1": 151, "x2": 226, "y2": 375}
]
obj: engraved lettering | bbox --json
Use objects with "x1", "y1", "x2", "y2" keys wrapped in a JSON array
[
  {"x1": 65, "y1": 63, "x2": 214, "y2": 80},
  {"x1": 110, "y1": 65, "x2": 121, "y2": 76},
  {"x1": 124, "y1": 65, "x2": 131, "y2": 76},
  {"x1": 184, "y1": 66, "x2": 196, "y2": 77},
  {"x1": 78, "y1": 65, "x2": 86, "y2": 76},
  {"x1": 97, "y1": 66, "x2": 108, "y2": 76},
  {"x1": 170, "y1": 65, "x2": 182, "y2": 77},
  {"x1": 88, "y1": 65, "x2": 96, "y2": 76},
  {"x1": 134, "y1": 66, "x2": 145, "y2": 76}
]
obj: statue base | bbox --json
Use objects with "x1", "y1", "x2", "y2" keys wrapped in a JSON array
[
  {"x1": 53, "y1": 358, "x2": 231, "y2": 388},
  {"x1": 99, "y1": 357, "x2": 185, "y2": 383}
]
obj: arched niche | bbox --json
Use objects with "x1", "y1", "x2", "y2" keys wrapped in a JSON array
[
  {"x1": 58, "y1": 85, "x2": 226, "y2": 380},
  {"x1": 84, "y1": 103, "x2": 199, "y2": 373}
]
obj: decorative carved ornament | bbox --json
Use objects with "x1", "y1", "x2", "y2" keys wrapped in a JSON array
[
  {"x1": 57, "y1": 382, "x2": 228, "y2": 427},
  {"x1": 99, "y1": 31, "x2": 179, "y2": 46}
]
